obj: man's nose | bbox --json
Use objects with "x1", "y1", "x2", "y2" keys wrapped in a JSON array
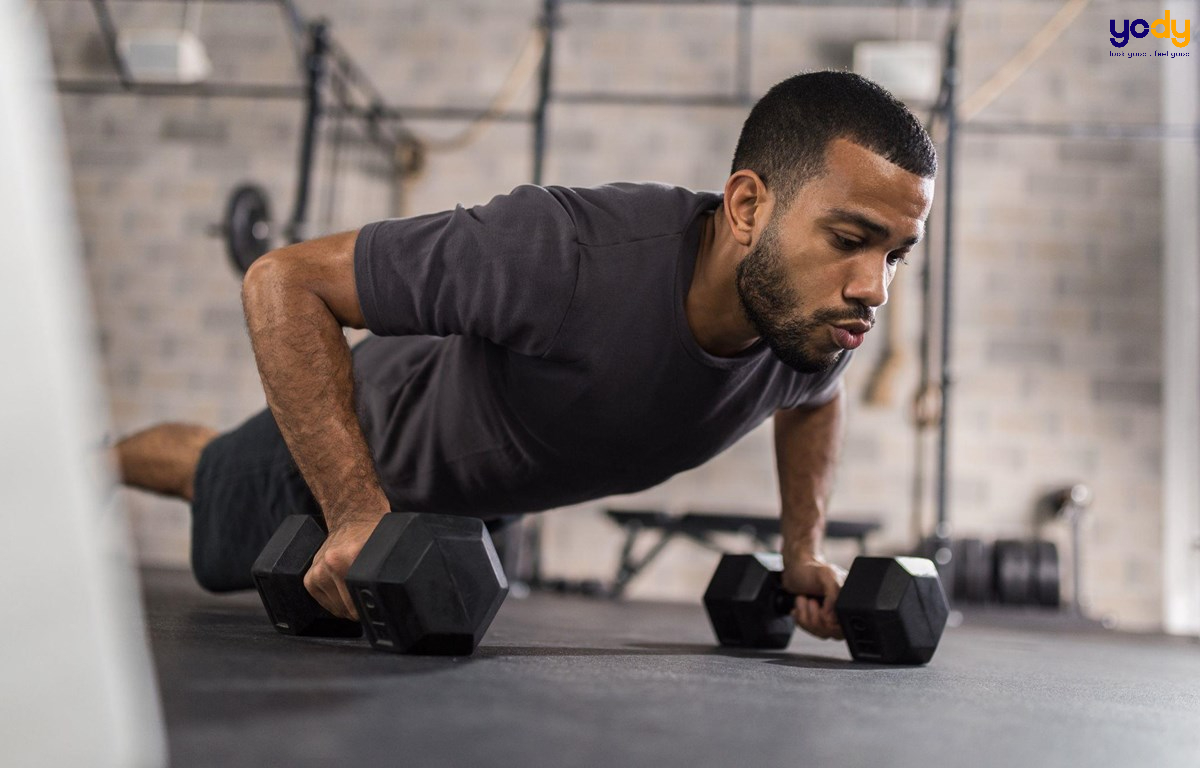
[{"x1": 844, "y1": 260, "x2": 889, "y2": 309}]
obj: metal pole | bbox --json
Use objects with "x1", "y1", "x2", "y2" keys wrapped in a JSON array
[
  {"x1": 532, "y1": 0, "x2": 559, "y2": 185},
  {"x1": 735, "y1": 0, "x2": 752, "y2": 102},
  {"x1": 55, "y1": 79, "x2": 303, "y2": 99},
  {"x1": 935, "y1": 12, "x2": 959, "y2": 541},
  {"x1": 89, "y1": 0, "x2": 133, "y2": 87},
  {"x1": 287, "y1": 21, "x2": 328, "y2": 245},
  {"x1": 963, "y1": 120, "x2": 1200, "y2": 141},
  {"x1": 911, "y1": 221, "x2": 935, "y2": 543}
]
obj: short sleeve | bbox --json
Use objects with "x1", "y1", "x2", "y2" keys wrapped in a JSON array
[{"x1": 354, "y1": 185, "x2": 580, "y2": 357}]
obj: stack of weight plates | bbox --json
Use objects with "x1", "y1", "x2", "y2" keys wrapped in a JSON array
[{"x1": 920, "y1": 537, "x2": 1060, "y2": 608}]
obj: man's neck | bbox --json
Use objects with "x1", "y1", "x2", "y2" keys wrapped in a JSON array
[{"x1": 686, "y1": 212, "x2": 761, "y2": 358}]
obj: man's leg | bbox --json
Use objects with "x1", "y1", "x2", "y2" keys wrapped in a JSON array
[
  {"x1": 116, "y1": 413, "x2": 324, "y2": 593},
  {"x1": 176, "y1": 409, "x2": 322, "y2": 592},
  {"x1": 115, "y1": 423, "x2": 218, "y2": 501}
]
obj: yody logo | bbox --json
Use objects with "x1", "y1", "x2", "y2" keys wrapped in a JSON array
[{"x1": 1110, "y1": 10, "x2": 1191, "y2": 48}]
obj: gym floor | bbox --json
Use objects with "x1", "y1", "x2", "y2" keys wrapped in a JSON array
[{"x1": 144, "y1": 568, "x2": 1200, "y2": 768}]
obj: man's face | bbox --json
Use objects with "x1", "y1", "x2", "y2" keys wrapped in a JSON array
[{"x1": 736, "y1": 138, "x2": 935, "y2": 373}]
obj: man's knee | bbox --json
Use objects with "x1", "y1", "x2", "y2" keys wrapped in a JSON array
[{"x1": 191, "y1": 551, "x2": 253, "y2": 593}]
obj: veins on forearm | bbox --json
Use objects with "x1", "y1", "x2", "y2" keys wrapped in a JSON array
[{"x1": 245, "y1": 285, "x2": 383, "y2": 524}]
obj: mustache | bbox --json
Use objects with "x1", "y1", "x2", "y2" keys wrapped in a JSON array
[{"x1": 810, "y1": 305, "x2": 875, "y2": 328}]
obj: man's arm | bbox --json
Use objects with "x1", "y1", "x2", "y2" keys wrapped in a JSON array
[
  {"x1": 241, "y1": 230, "x2": 388, "y2": 620},
  {"x1": 774, "y1": 382, "x2": 847, "y2": 640}
]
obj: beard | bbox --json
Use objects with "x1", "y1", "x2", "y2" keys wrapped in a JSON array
[{"x1": 735, "y1": 223, "x2": 872, "y2": 374}]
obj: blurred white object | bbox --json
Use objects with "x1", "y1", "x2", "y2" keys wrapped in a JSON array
[
  {"x1": 0, "y1": 2, "x2": 167, "y2": 766},
  {"x1": 1160, "y1": 11, "x2": 1200, "y2": 637},
  {"x1": 119, "y1": 28, "x2": 212, "y2": 83},
  {"x1": 853, "y1": 41, "x2": 941, "y2": 103}
]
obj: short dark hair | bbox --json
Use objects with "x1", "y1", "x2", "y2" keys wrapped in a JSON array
[{"x1": 730, "y1": 70, "x2": 937, "y2": 206}]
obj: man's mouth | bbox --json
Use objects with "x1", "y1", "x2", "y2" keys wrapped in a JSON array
[{"x1": 831, "y1": 322, "x2": 871, "y2": 350}]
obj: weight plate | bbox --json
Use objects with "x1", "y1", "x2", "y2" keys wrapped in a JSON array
[
  {"x1": 1033, "y1": 539, "x2": 1061, "y2": 608},
  {"x1": 960, "y1": 538, "x2": 992, "y2": 604},
  {"x1": 225, "y1": 183, "x2": 273, "y2": 274},
  {"x1": 993, "y1": 539, "x2": 1034, "y2": 605}
]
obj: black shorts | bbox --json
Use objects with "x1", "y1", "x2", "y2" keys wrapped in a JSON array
[
  {"x1": 190, "y1": 407, "x2": 522, "y2": 593},
  {"x1": 190, "y1": 408, "x2": 321, "y2": 592}
]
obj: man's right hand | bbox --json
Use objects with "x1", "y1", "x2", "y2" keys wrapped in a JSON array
[{"x1": 303, "y1": 517, "x2": 381, "y2": 620}]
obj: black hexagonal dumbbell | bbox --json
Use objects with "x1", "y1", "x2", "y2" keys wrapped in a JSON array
[
  {"x1": 346, "y1": 513, "x2": 509, "y2": 655},
  {"x1": 251, "y1": 512, "x2": 508, "y2": 655},
  {"x1": 703, "y1": 553, "x2": 950, "y2": 664},
  {"x1": 251, "y1": 515, "x2": 363, "y2": 638}
]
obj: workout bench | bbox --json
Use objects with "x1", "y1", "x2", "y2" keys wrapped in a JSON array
[{"x1": 604, "y1": 509, "x2": 881, "y2": 598}]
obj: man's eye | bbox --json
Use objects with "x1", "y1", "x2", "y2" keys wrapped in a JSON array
[
  {"x1": 832, "y1": 234, "x2": 861, "y2": 251},
  {"x1": 887, "y1": 252, "x2": 910, "y2": 267}
]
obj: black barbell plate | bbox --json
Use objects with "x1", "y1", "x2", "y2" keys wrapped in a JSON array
[
  {"x1": 225, "y1": 183, "x2": 273, "y2": 274},
  {"x1": 1033, "y1": 539, "x2": 1061, "y2": 609},
  {"x1": 961, "y1": 538, "x2": 993, "y2": 604},
  {"x1": 994, "y1": 539, "x2": 1034, "y2": 605}
]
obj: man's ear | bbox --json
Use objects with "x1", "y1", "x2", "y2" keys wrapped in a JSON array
[{"x1": 723, "y1": 170, "x2": 771, "y2": 248}]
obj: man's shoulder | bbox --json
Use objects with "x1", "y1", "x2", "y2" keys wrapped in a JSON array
[{"x1": 538, "y1": 182, "x2": 722, "y2": 248}]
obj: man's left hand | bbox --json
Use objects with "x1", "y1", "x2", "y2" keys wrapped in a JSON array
[{"x1": 782, "y1": 558, "x2": 847, "y2": 640}]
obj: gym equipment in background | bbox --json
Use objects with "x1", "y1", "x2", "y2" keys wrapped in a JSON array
[
  {"x1": 223, "y1": 183, "x2": 274, "y2": 273},
  {"x1": 921, "y1": 536, "x2": 1061, "y2": 609},
  {"x1": 1039, "y1": 484, "x2": 1092, "y2": 617},
  {"x1": 521, "y1": 508, "x2": 881, "y2": 599},
  {"x1": 993, "y1": 539, "x2": 1062, "y2": 608}
]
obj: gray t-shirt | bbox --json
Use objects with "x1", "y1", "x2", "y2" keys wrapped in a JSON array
[{"x1": 351, "y1": 183, "x2": 851, "y2": 516}]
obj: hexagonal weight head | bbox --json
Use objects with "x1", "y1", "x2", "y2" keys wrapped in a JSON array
[
  {"x1": 703, "y1": 553, "x2": 795, "y2": 649},
  {"x1": 251, "y1": 515, "x2": 363, "y2": 638},
  {"x1": 346, "y1": 513, "x2": 509, "y2": 655},
  {"x1": 835, "y1": 556, "x2": 949, "y2": 665}
]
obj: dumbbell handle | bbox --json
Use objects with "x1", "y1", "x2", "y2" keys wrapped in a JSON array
[{"x1": 770, "y1": 581, "x2": 825, "y2": 615}]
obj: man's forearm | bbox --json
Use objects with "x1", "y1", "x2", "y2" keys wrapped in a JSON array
[
  {"x1": 774, "y1": 385, "x2": 845, "y2": 564},
  {"x1": 242, "y1": 256, "x2": 390, "y2": 531}
]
